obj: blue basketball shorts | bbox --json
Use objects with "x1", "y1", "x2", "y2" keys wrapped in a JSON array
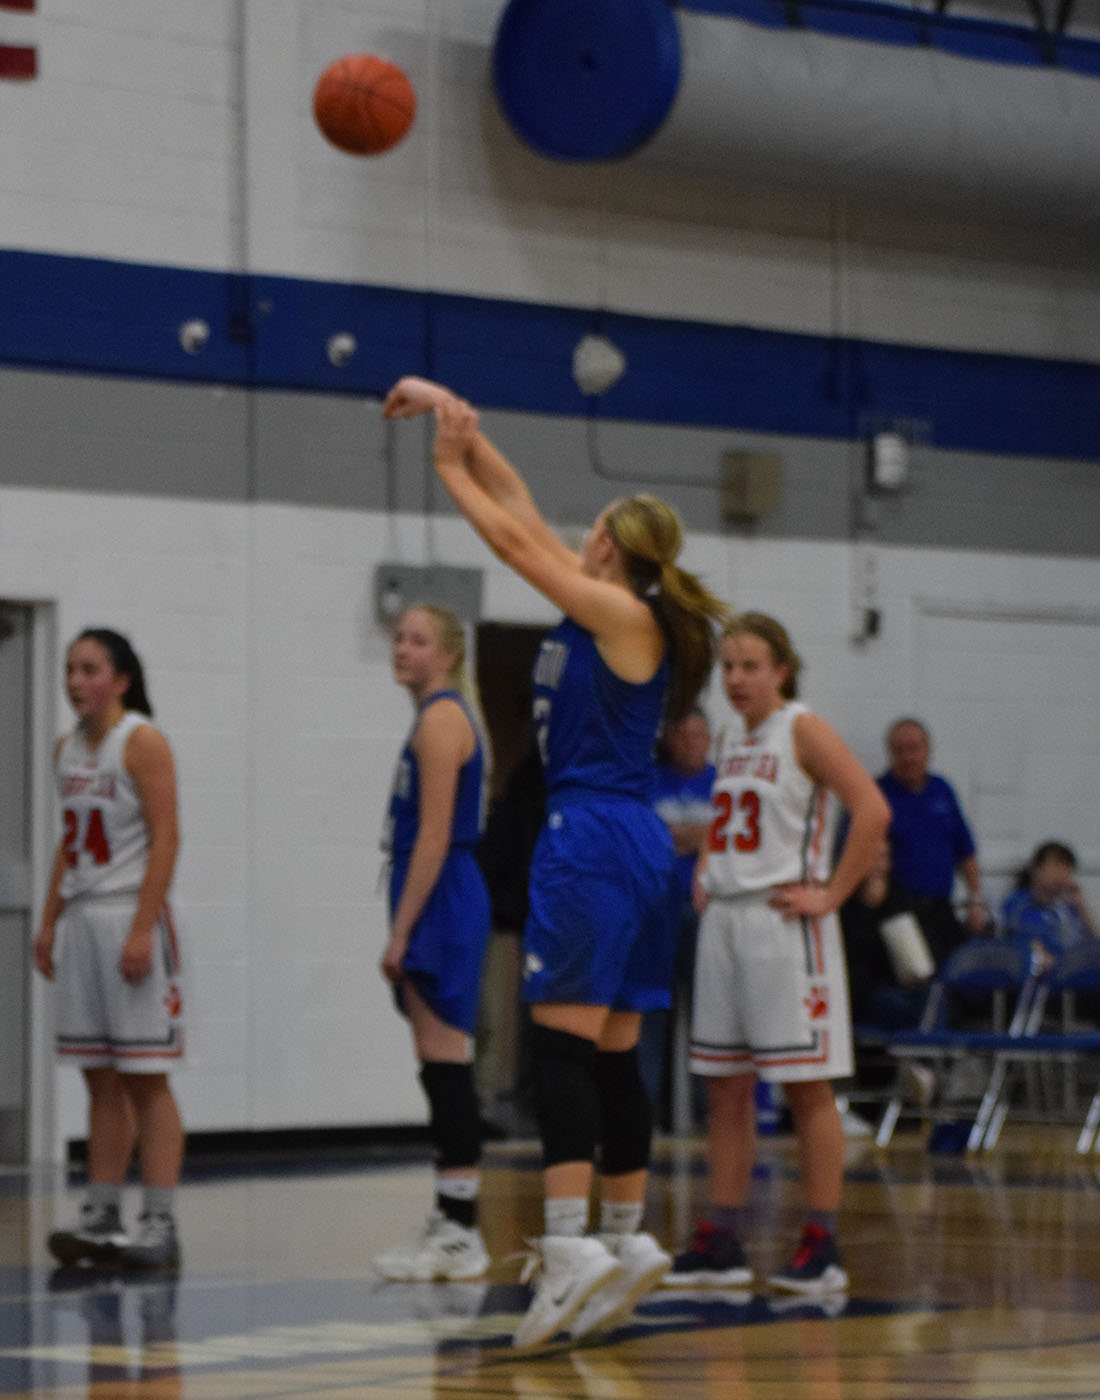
[
  {"x1": 389, "y1": 847, "x2": 491, "y2": 1034},
  {"x1": 522, "y1": 795, "x2": 678, "y2": 1011}
]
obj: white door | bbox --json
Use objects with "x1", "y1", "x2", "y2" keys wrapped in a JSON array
[
  {"x1": 0, "y1": 604, "x2": 32, "y2": 1163},
  {"x1": 914, "y1": 601, "x2": 1100, "y2": 904}
]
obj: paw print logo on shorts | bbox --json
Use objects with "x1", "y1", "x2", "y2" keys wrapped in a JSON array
[{"x1": 805, "y1": 984, "x2": 829, "y2": 1019}]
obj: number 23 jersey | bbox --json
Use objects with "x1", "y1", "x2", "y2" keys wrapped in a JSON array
[{"x1": 703, "y1": 701, "x2": 838, "y2": 895}]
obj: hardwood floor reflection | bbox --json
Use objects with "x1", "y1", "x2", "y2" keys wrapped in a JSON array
[{"x1": 2, "y1": 1125, "x2": 1100, "y2": 1398}]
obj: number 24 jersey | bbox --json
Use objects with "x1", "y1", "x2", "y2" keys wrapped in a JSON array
[
  {"x1": 57, "y1": 710, "x2": 153, "y2": 900},
  {"x1": 703, "y1": 701, "x2": 838, "y2": 895}
]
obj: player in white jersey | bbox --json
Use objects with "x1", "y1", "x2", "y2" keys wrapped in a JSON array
[
  {"x1": 33, "y1": 629, "x2": 184, "y2": 1272},
  {"x1": 666, "y1": 613, "x2": 889, "y2": 1296}
]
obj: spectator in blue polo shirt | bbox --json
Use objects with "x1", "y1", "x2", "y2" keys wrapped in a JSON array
[{"x1": 877, "y1": 717, "x2": 989, "y2": 967}]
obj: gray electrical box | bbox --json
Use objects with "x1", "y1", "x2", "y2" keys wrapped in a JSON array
[
  {"x1": 374, "y1": 563, "x2": 484, "y2": 627},
  {"x1": 720, "y1": 451, "x2": 783, "y2": 522}
]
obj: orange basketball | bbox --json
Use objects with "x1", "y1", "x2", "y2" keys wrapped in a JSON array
[{"x1": 312, "y1": 54, "x2": 416, "y2": 156}]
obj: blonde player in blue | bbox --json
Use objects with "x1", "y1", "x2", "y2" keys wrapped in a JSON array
[
  {"x1": 666, "y1": 612, "x2": 890, "y2": 1296},
  {"x1": 34, "y1": 628, "x2": 184, "y2": 1272},
  {"x1": 374, "y1": 603, "x2": 493, "y2": 1282},
  {"x1": 383, "y1": 376, "x2": 728, "y2": 1348}
]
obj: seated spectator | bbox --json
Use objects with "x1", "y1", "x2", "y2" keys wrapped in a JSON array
[
  {"x1": 841, "y1": 839, "x2": 937, "y2": 1107},
  {"x1": 1002, "y1": 840, "x2": 1100, "y2": 974},
  {"x1": 839, "y1": 840, "x2": 934, "y2": 1114},
  {"x1": 842, "y1": 839, "x2": 935, "y2": 1031},
  {"x1": 639, "y1": 708, "x2": 715, "y2": 1130}
]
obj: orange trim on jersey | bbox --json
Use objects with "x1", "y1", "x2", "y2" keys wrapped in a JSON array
[
  {"x1": 695, "y1": 1033, "x2": 831, "y2": 1069},
  {"x1": 804, "y1": 788, "x2": 828, "y2": 880},
  {"x1": 160, "y1": 901, "x2": 182, "y2": 973},
  {"x1": 805, "y1": 914, "x2": 826, "y2": 976},
  {"x1": 690, "y1": 1047, "x2": 754, "y2": 1065},
  {"x1": 757, "y1": 1030, "x2": 831, "y2": 1068}
]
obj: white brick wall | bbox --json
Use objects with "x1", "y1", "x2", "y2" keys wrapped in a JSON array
[
  {"x1": 4, "y1": 484, "x2": 1098, "y2": 1154},
  {"x1": 2, "y1": 0, "x2": 1099, "y2": 1155},
  {"x1": 0, "y1": 1, "x2": 1096, "y2": 362}
]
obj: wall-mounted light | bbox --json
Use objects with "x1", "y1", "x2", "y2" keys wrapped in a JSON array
[
  {"x1": 178, "y1": 318, "x2": 210, "y2": 354},
  {"x1": 869, "y1": 431, "x2": 909, "y2": 491},
  {"x1": 326, "y1": 332, "x2": 357, "y2": 367},
  {"x1": 377, "y1": 571, "x2": 405, "y2": 625},
  {"x1": 572, "y1": 333, "x2": 626, "y2": 396}
]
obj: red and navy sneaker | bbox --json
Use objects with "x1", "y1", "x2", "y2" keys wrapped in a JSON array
[
  {"x1": 663, "y1": 1218, "x2": 753, "y2": 1287},
  {"x1": 767, "y1": 1224, "x2": 848, "y2": 1295}
]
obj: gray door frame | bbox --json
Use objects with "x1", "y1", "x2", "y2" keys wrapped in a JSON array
[{"x1": 0, "y1": 600, "x2": 59, "y2": 1165}]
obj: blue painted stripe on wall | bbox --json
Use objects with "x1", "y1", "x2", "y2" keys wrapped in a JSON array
[
  {"x1": 680, "y1": 0, "x2": 1100, "y2": 75},
  {"x1": 1, "y1": 249, "x2": 1098, "y2": 461}
]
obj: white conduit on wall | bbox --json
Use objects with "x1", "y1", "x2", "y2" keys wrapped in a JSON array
[
  {"x1": 493, "y1": 2, "x2": 1100, "y2": 228},
  {"x1": 648, "y1": 11, "x2": 1100, "y2": 226}
]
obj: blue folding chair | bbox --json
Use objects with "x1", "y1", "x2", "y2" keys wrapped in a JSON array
[
  {"x1": 972, "y1": 939, "x2": 1100, "y2": 1152},
  {"x1": 873, "y1": 938, "x2": 1039, "y2": 1149}
]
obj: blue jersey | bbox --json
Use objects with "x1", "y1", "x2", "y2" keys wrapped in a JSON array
[
  {"x1": 383, "y1": 688, "x2": 490, "y2": 1033},
  {"x1": 1002, "y1": 887, "x2": 1089, "y2": 961},
  {"x1": 877, "y1": 771, "x2": 975, "y2": 899},
  {"x1": 532, "y1": 616, "x2": 668, "y2": 801},
  {"x1": 524, "y1": 614, "x2": 678, "y2": 1011},
  {"x1": 383, "y1": 689, "x2": 485, "y2": 855}
]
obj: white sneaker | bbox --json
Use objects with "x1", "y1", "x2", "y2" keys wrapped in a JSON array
[
  {"x1": 374, "y1": 1212, "x2": 490, "y2": 1281},
  {"x1": 570, "y1": 1231, "x2": 672, "y2": 1339},
  {"x1": 512, "y1": 1235, "x2": 622, "y2": 1349}
]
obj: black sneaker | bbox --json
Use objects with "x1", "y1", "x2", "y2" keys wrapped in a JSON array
[
  {"x1": 137, "y1": 1278, "x2": 179, "y2": 1345},
  {"x1": 663, "y1": 1219, "x2": 753, "y2": 1287},
  {"x1": 114, "y1": 1212, "x2": 181, "y2": 1272},
  {"x1": 47, "y1": 1203, "x2": 129, "y2": 1266},
  {"x1": 767, "y1": 1225, "x2": 848, "y2": 1295}
]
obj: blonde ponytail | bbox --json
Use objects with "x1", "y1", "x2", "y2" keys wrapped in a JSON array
[
  {"x1": 604, "y1": 496, "x2": 731, "y2": 721},
  {"x1": 655, "y1": 560, "x2": 731, "y2": 720}
]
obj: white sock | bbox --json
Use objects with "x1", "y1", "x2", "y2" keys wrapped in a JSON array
[
  {"x1": 436, "y1": 1173, "x2": 479, "y2": 1201},
  {"x1": 545, "y1": 1197, "x2": 588, "y2": 1238},
  {"x1": 143, "y1": 1187, "x2": 175, "y2": 1218},
  {"x1": 599, "y1": 1200, "x2": 644, "y2": 1235},
  {"x1": 87, "y1": 1181, "x2": 121, "y2": 1211}
]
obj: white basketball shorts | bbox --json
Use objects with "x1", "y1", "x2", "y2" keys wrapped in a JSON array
[
  {"x1": 54, "y1": 894, "x2": 184, "y2": 1071},
  {"x1": 689, "y1": 890, "x2": 852, "y2": 1083}
]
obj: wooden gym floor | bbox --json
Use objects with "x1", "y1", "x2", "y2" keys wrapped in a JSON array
[{"x1": 3, "y1": 1124, "x2": 1100, "y2": 1399}]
